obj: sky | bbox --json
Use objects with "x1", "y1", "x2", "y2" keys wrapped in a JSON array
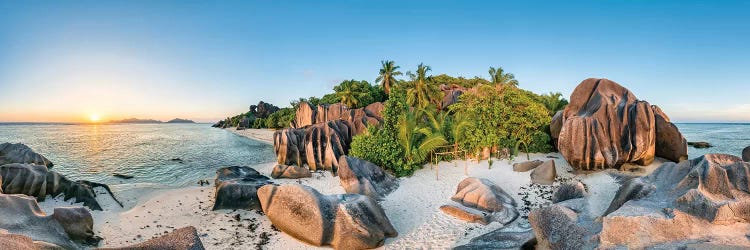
[{"x1": 0, "y1": 1, "x2": 748, "y2": 123}]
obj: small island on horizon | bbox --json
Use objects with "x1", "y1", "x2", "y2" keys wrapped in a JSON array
[{"x1": 107, "y1": 118, "x2": 196, "y2": 124}]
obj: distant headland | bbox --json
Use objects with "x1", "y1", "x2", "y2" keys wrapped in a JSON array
[{"x1": 107, "y1": 118, "x2": 195, "y2": 124}]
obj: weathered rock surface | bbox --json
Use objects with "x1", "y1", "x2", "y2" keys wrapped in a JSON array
[
  {"x1": 257, "y1": 184, "x2": 397, "y2": 249},
  {"x1": 0, "y1": 143, "x2": 53, "y2": 168},
  {"x1": 0, "y1": 230, "x2": 62, "y2": 250},
  {"x1": 687, "y1": 141, "x2": 712, "y2": 148},
  {"x1": 554, "y1": 78, "x2": 688, "y2": 170},
  {"x1": 249, "y1": 101, "x2": 280, "y2": 119},
  {"x1": 439, "y1": 84, "x2": 465, "y2": 110},
  {"x1": 273, "y1": 120, "x2": 353, "y2": 173},
  {"x1": 529, "y1": 154, "x2": 750, "y2": 249},
  {"x1": 270, "y1": 164, "x2": 311, "y2": 179},
  {"x1": 454, "y1": 228, "x2": 536, "y2": 250},
  {"x1": 0, "y1": 194, "x2": 99, "y2": 249},
  {"x1": 439, "y1": 205, "x2": 488, "y2": 225},
  {"x1": 451, "y1": 178, "x2": 518, "y2": 225},
  {"x1": 744, "y1": 146, "x2": 750, "y2": 162},
  {"x1": 337, "y1": 156, "x2": 398, "y2": 199},
  {"x1": 550, "y1": 111, "x2": 563, "y2": 150},
  {"x1": 551, "y1": 181, "x2": 587, "y2": 203},
  {"x1": 212, "y1": 166, "x2": 271, "y2": 210},
  {"x1": 0, "y1": 163, "x2": 121, "y2": 210},
  {"x1": 530, "y1": 160, "x2": 556, "y2": 185},
  {"x1": 99, "y1": 226, "x2": 205, "y2": 250},
  {"x1": 512, "y1": 160, "x2": 543, "y2": 172},
  {"x1": 291, "y1": 102, "x2": 384, "y2": 135}
]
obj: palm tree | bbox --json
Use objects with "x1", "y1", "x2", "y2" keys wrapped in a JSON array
[
  {"x1": 540, "y1": 92, "x2": 569, "y2": 116},
  {"x1": 488, "y1": 66, "x2": 519, "y2": 86},
  {"x1": 406, "y1": 63, "x2": 439, "y2": 109},
  {"x1": 376, "y1": 60, "x2": 402, "y2": 96},
  {"x1": 397, "y1": 109, "x2": 448, "y2": 166},
  {"x1": 336, "y1": 80, "x2": 369, "y2": 108}
]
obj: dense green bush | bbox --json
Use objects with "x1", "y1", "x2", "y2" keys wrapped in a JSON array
[{"x1": 265, "y1": 108, "x2": 295, "y2": 129}]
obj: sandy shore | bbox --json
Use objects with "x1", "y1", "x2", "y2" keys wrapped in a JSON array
[
  {"x1": 226, "y1": 128, "x2": 275, "y2": 145},
  {"x1": 35, "y1": 128, "x2": 669, "y2": 249}
]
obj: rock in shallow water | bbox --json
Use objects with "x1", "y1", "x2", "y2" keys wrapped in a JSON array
[
  {"x1": 0, "y1": 142, "x2": 53, "y2": 168},
  {"x1": 337, "y1": 156, "x2": 398, "y2": 200},
  {"x1": 554, "y1": 78, "x2": 688, "y2": 170},
  {"x1": 257, "y1": 184, "x2": 397, "y2": 249},
  {"x1": 212, "y1": 166, "x2": 271, "y2": 210},
  {"x1": 742, "y1": 146, "x2": 750, "y2": 162},
  {"x1": 687, "y1": 141, "x2": 712, "y2": 148}
]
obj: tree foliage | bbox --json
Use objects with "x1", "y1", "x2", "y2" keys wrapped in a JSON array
[
  {"x1": 537, "y1": 92, "x2": 569, "y2": 116},
  {"x1": 489, "y1": 66, "x2": 519, "y2": 86},
  {"x1": 376, "y1": 60, "x2": 402, "y2": 96}
]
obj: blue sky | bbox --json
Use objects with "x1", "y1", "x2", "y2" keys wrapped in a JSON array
[{"x1": 1, "y1": 1, "x2": 748, "y2": 122}]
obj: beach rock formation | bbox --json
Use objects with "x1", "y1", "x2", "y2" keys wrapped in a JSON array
[
  {"x1": 0, "y1": 230, "x2": 62, "y2": 249},
  {"x1": 0, "y1": 143, "x2": 53, "y2": 168},
  {"x1": 529, "y1": 154, "x2": 750, "y2": 249},
  {"x1": 439, "y1": 84, "x2": 465, "y2": 110},
  {"x1": 100, "y1": 226, "x2": 205, "y2": 250},
  {"x1": 530, "y1": 160, "x2": 556, "y2": 185},
  {"x1": 551, "y1": 181, "x2": 587, "y2": 203},
  {"x1": 270, "y1": 164, "x2": 311, "y2": 179},
  {"x1": 688, "y1": 141, "x2": 712, "y2": 148},
  {"x1": 512, "y1": 160, "x2": 543, "y2": 172},
  {"x1": 454, "y1": 228, "x2": 536, "y2": 250},
  {"x1": 249, "y1": 101, "x2": 280, "y2": 119},
  {"x1": 550, "y1": 111, "x2": 563, "y2": 150},
  {"x1": 451, "y1": 178, "x2": 518, "y2": 225},
  {"x1": 743, "y1": 146, "x2": 750, "y2": 162},
  {"x1": 0, "y1": 194, "x2": 99, "y2": 249},
  {"x1": 290, "y1": 101, "x2": 384, "y2": 135},
  {"x1": 0, "y1": 163, "x2": 121, "y2": 210},
  {"x1": 257, "y1": 184, "x2": 397, "y2": 249},
  {"x1": 337, "y1": 156, "x2": 399, "y2": 199},
  {"x1": 554, "y1": 78, "x2": 688, "y2": 170},
  {"x1": 212, "y1": 166, "x2": 271, "y2": 211},
  {"x1": 439, "y1": 205, "x2": 488, "y2": 225},
  {"x1": 273, "y1": 120, "x2": 353, "y2": 173}
]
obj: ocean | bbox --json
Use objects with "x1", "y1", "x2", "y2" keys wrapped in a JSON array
[
  {"x1": 0, "y1": 123, "x2": 275, "y2": 187},
  {"x1": 0, "y1": 123, "x2": 747, "y2": 188}
]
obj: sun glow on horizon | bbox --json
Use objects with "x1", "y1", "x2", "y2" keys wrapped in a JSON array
[{"x1": 89, "y1": 113, "x2": 101, "y2": 122}]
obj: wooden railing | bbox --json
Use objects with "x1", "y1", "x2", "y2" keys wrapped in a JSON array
[{"x1": 430, "y1": 144, "x2": 468, "y2": 180}]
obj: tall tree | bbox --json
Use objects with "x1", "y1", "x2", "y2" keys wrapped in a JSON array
[
  {"x1": 397, "y1": 108, "x2": 448, "y2": 166},
  {"x1": 406, "y1": 63, "x2": 439, "y2": 109},
  {"x1": 489, "y1": 66, "x2": 519, "y2": 86},
  {"x1": 335, "y1": 80, "x2": 370, "y2": 108},
  {"x1": 376, "y1": 60, "x2": 402, "y2": 95}
]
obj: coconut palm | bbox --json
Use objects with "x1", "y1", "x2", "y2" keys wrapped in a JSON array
[
  {"x1": 397, "y1": 109, "x2": 448, "y2": 166},
  {"x1": 335, "y1": 80, "x2": 370, "y2": 108},
  {"x1": 488, "y1": 66, "x2": 519, "y2": 86},
  {"x1": 540, "y1": 92, "x2": 569, "y2": 116},
  {"x1": 376, "y1": 60, "x2": 402, "y2": 96},
  {"x1": 406, "y1": 63, "x2": 439, "y2": 109}
]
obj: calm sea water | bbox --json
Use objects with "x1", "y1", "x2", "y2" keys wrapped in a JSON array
[
  {"x1": 0, "y1": 123, "x2": 275, "y2": 187},
  {"x1": 676, "y1": 123, "x2": 750, "y2": 159}
]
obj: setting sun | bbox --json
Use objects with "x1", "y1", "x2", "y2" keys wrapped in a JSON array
[{"x1": 89, "y1": 114, "x2": 100, "y2": 122}]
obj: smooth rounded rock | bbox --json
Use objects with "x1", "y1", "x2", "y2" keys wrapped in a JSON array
[{"x1": 530, "y1": 160, "x2": 557, "y2": 185}]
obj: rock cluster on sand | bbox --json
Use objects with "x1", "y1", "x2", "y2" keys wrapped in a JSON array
[
  {"x1": 0, "y1": 142, "x2": 53, "y2": 167},
  {"x1": 99, "y1": 226, "x2": 205, "y2": 250},
  {"x1": 442, "y1": 178, "x2": 519, "y2": 225},
  {"x1": 270, "y1": 164, "x2": 311, "y2": 179},
  {"x1": 530, "y1": 160, "x2": 556, "y2": 185},
  {"x1": 0, "y1": 163, "x2": 121, "y2": 210},
  {"x1": 273, "y1": 120, "x2": 353, "y2": 173},
  {"x1": 291, "y1": 102, "x2": 384, "y2": 134},
  {"x1": 212, "y1": 166, "x2": 271, "y2": 211},
  {"x1": 529, "y1": 154, "x2": 750, "y2": 249},
  {"x1": 552, "y1": 78, "x2": 688, "y2": 170},
  {"x1": 0, "y1": 194, "x2": 99, "y2": 249},
  {"x1": 337, "y1": 156, "x2": 399, "y2": 200},
  {"x1": 512, "y1": 160, "x2": 543, "y2": 172},
  {"x1": 257, "y1": 184, "x2": 397, "y2": 250}
]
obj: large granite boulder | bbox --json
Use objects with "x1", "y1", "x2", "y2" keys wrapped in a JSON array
[
  {"x1": 257, "y1": 184, "x2": 397, "y2": 249},
  {"x1": 249, "y1": 101, "x2": 280, "y2": 119},
  {"x1": 743, "y1": 146, "x2": 750, "y2": 162},
  {"x1": 439, "y1": 84, "x2": 465, "y2": 110},
  {"x1": 554, "y1": 78, "x2": 688, "y2": 170},
  {"x1": 530, "y1": 160, "x2": 556, "y2": 185},
  {"x1": 337, "y1": 156, "x2": 398, "y2": 200},
  {"x1": 270, "y1": 164, "x2": 311, "y2": 179},
  {"x1": 0, "y1": 194, "x2": 99, "y2": 249},
  {"x1": 550, "y1": 111, "x2": 563, "y2": 150},
  {"x1": 0, "y1": 143, "x2": 53, "y2": 168},
  {"x1": 274, "y1": 120, "x2": 353, "y2": 173},
  {"x1": 290, "y1": 102, "x2": 384, "y2": 135},
  {"x1": 529, "y1": 154, "x2": 750, "y2": 249},
  {"x1": 450, "y1": 178, "x2": 518, "y2": 225},
  {"x1": 99, "y1": 226, "x2": 205, "y2": 250},
  {"x1": 0, "y1": 163, "x2": 121, "y2": 210},
  {"x1": 212, "y1": 166, "x2": 271, "y2": 210}
]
